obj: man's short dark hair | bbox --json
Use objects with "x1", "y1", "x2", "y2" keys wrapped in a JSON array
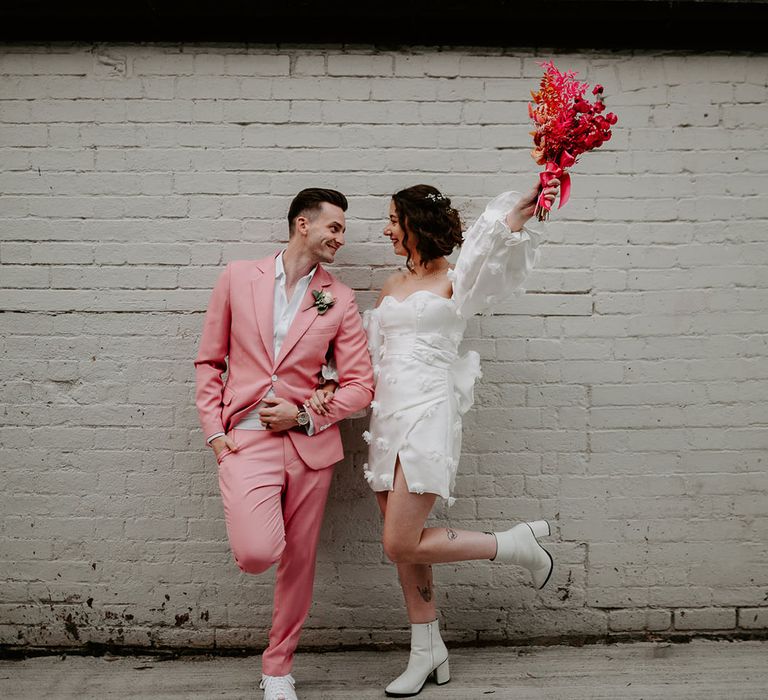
[{"x1": 288, "y1": 188, "x2": 348, "y2": 236}]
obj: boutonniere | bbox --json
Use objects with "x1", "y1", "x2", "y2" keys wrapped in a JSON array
[{"x1": 312, "y1": 289, "x2": 335, "y2": 315}]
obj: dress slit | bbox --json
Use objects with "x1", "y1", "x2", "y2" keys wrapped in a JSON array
[
  {"x1": 392, "y1": 452, "x2": 409, "y2": 492},
  {"x1": 395, "y1": 426, "x2": 440, "y2": 497}
]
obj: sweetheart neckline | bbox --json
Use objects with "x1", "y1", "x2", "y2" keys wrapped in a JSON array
[{"x1": 380, "y1": 290, "x2": 454, "y2": 306}]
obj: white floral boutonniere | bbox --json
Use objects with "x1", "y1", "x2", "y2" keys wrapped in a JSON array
[{"x1": 312, "y1": 289, "x2": 335, "y2": 315}]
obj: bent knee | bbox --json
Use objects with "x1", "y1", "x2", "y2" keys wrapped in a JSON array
[
  {"x1": 383, "y1": 536, "x2": 417, "y2": 564},
  {"x1": 234, "y1": 540, "x2": 285, "y2": 574}
]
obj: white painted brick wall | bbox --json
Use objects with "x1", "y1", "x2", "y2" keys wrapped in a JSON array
[{"x1": 1, "y1": 45, "x2": 767, "y2": 650}]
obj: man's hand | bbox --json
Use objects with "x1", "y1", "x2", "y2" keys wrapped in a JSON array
[
  {"x1": 506, "y1": 177, "x2": 561, "y2": 231},
  {"x1": 259, "y1": 396, "x2": 300, "y2": 432},
  {"x1": 307, "y1": 382, "x2": 338, "y2": 416},
  {"x1": 210, "y1": 434, "x2": 238, "y2": 460}
]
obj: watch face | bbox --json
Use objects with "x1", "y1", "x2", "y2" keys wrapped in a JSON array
[{"x1": 297, "y1": 410, "x2": 310, "y2": 426}]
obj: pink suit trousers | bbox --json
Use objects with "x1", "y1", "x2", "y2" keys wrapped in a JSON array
[{"x1": 217, "y1": 429, "x2": 334, "y2": 676}]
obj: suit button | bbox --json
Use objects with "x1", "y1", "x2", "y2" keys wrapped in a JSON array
[{"x1": 271, "y1": 374, "x2": 278, "y2": 382}]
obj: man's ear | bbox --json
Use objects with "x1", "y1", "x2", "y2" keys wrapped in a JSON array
[{"x1": 294, "y1": 215, "x2": 309, "y2": 237}]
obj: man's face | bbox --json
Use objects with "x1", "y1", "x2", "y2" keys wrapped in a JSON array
[{"x1": 298, "y1": 203, "x2": 346, "y2": 264}]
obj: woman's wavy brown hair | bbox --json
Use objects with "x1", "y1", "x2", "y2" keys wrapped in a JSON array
[{"x1": 392, "y1": 185, "x2": 464, "y2": 270}]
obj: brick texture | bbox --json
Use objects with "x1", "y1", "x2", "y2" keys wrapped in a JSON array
[{"x1": 1, "y1": 46, "x2": 767, "y2": 650}]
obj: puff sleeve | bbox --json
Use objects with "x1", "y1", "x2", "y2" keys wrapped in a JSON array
[
  {"x1": 362, "y1": 308, "x2": 384, "y2": 386},
  {"x1": 450, "y1": 191, "x2": 541, "y2": 319}
]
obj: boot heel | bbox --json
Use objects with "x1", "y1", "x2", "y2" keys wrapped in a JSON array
[
  {"x1": 527, "y1": 520, "x2": 550, "y2": 538},
  {"x1": 434, "y1": 659, "x2": 450, "y2": 685}
]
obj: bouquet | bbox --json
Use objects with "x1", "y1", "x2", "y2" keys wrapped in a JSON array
[{"x1": 529, "y1": 61, "x2": 618, "y2": 221}]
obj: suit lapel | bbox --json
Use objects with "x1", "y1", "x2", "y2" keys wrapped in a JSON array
[
  {"x1": 274, "y1": 264, "x2": 333, "y2": 368},
  {"x1": 251, "y1": 254, "x2": 278, "y2": 365}
]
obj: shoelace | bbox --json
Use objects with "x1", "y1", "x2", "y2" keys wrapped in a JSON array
[{"x1": 259, "y1": 674, "x2": 296, "y2": 699}]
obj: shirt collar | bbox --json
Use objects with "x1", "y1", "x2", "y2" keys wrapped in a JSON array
[{"x1": 275, "y1": 251, "x2": 317, "y2": 284}]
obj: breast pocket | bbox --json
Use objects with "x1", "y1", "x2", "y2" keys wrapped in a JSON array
[{"x1": 304, "y1": 323, "x2": 337, "y2": 336}]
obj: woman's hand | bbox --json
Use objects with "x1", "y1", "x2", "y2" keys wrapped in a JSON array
[
  {"x1": 307, "y1": 382, "x2": 338, "y2": 416},
  {"x1": 506, "y1": 177, "x2": 561, "y2": 231}
]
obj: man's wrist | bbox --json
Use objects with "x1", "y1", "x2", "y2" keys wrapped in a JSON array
[
  {"x1": 206, "y1": 432, "x2": 225, "y2": 445},
  {"x1": 295, "y1": 404, "x2": 310, "y2": 430}
]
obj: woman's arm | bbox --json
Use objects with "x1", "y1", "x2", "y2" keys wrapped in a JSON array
[
  {"x1": 450, "y1": 178, "x2": 559, "y2": 318},
  {"x1": 505, "y1": 179, "x2": 560, "y2": 231}
]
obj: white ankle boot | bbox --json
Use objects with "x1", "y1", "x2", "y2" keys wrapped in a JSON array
[
  {"x1": 385, "y1": 618, "x2": 450, "y2": 697},
  {"x1": 493, "y1": 520, "x2": 553, "y2": 589}
]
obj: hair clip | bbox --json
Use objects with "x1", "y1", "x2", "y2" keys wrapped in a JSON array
[{"x1": 425, "y1": 192, "x2": 446, "y2": 202}]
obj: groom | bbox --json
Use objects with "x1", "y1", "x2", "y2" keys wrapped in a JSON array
[{"x1": 194, "y1": 188, "x2": 374, "y2": 700}]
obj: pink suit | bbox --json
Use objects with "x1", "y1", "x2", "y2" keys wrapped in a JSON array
[{"x1": 194, "y1": 254, "x2": 374, "y2": 674}]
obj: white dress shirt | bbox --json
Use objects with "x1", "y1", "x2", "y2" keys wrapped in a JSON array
[{"x1": 207, "y1": 252, "x2": 316, "y2": 442}]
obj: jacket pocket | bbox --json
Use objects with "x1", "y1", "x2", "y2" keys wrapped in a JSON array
[{"x1": 304, "y1": 323, "x2": 337, "y2": 336}]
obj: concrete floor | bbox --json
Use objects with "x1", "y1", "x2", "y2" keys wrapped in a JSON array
[{"x1": 1, "y1": 640, "x2": 766, "y2": 699}]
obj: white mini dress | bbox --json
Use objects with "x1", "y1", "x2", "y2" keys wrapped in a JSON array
[{"x1": 362, "y1": 191, "x2": 541, "y2": 502}]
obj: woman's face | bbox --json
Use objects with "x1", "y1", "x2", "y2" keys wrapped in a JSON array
[{"x1": 384, "y1": 200, "x2": 408, "y2": 257}]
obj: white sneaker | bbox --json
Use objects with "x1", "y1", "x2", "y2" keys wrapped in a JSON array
[{"x1": 260, "y1": 673, "x2": 298, "y2": 700}]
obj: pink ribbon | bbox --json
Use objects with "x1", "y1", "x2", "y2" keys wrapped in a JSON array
[{"x1": 538, "y1": 150, "x2": 575, "y2": 212}]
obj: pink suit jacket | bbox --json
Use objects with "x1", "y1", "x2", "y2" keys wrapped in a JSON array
[{"x1": 194, "y1": 253, "x2": 374, "y2": 470}]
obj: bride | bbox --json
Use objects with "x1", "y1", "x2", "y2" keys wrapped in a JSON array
[{"x1": 310, "y1": 177, "x2": 560, "y2": 697}]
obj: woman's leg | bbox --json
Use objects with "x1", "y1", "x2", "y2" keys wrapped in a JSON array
[
  {"x1": 376, "y1": 474, "x2": 450, "y2": 696},
  {"x1": 381, "y1": 460, "x2": 497, "y2": 567},
  {"x1": 376, "y1": 489, "x2": 437, "y2": 624}
]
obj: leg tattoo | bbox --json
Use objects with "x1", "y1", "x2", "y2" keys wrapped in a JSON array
[
  {"x1": 416, "y1": 583, "x2": 433, "y2": 602},
  {"x1": 446, "y1": 527, "x2": 458, "y2": 541}
]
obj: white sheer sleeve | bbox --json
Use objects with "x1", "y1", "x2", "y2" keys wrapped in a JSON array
[
  {"x1": 362, "y1": 308, "x2": 384, "y2": 386},
  {"x1": 450, "y1": 191, "x2": 541, "y2": 318},
  {"x1": 320, "y1": 357, "x2": 338, "y2": 384}
]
